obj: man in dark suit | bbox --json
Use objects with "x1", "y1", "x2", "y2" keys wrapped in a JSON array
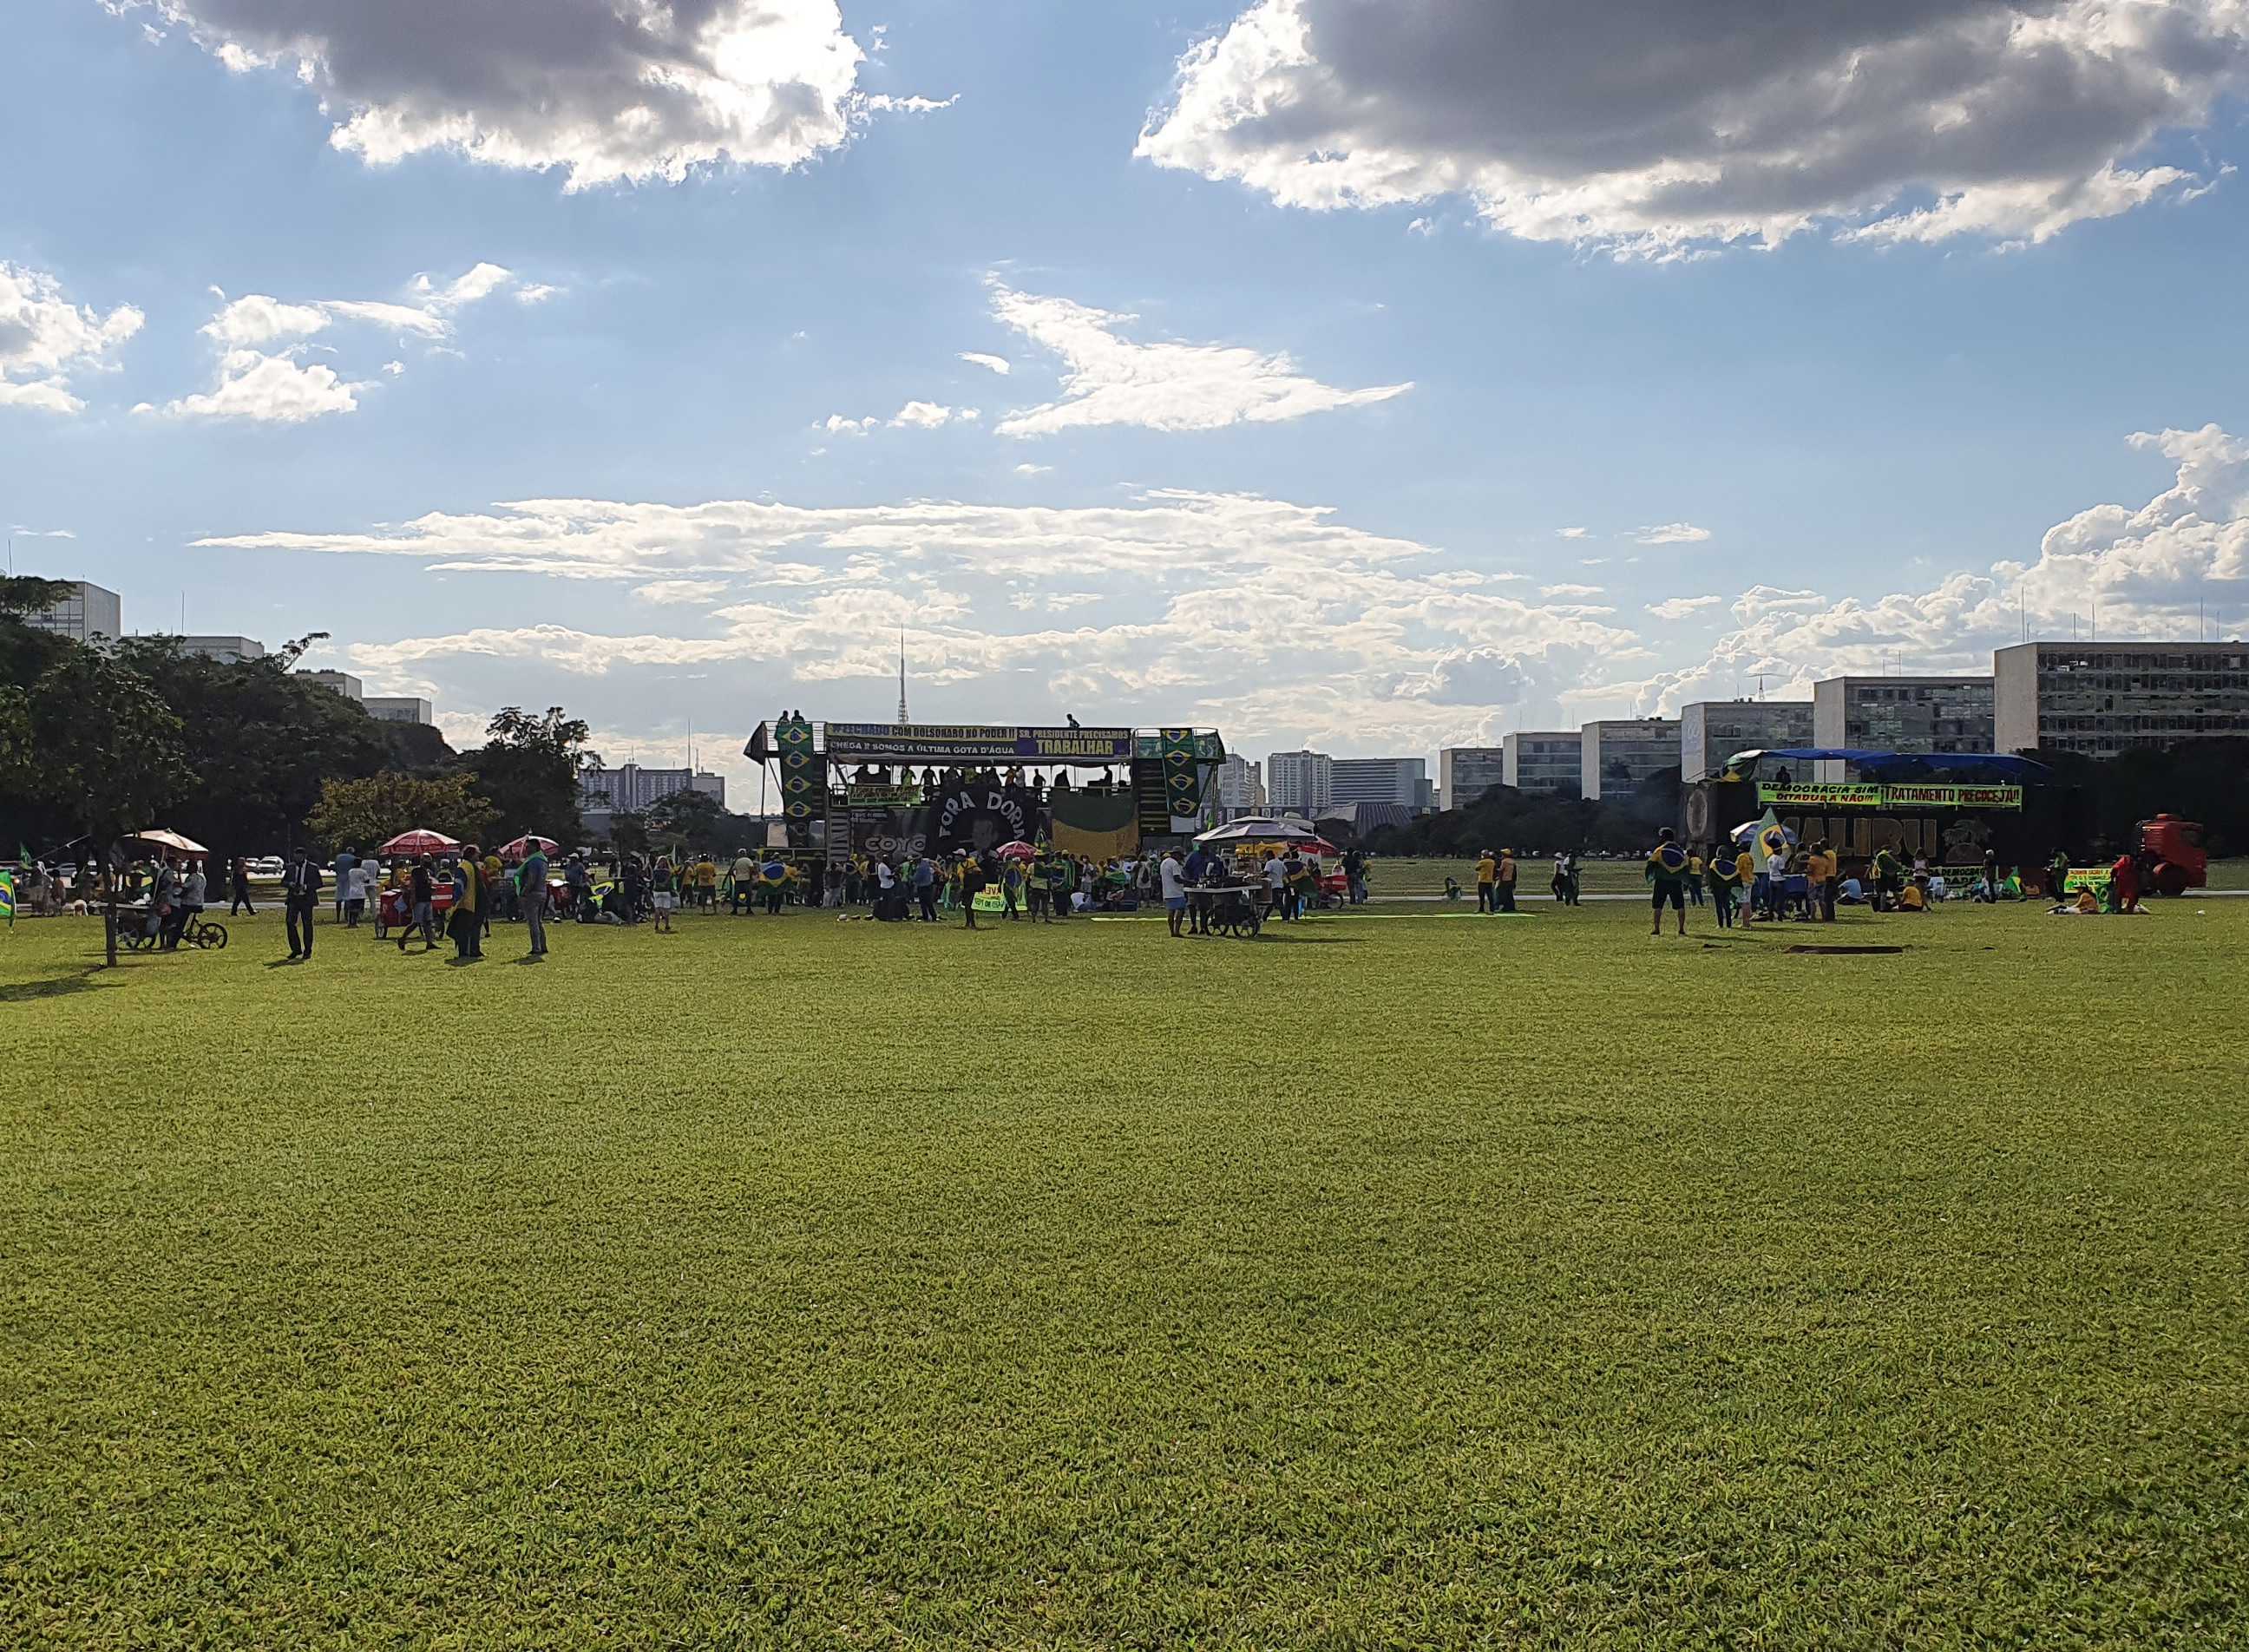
[{"x1": 283, "y1": 852, "x2": 323, "y2": 960}]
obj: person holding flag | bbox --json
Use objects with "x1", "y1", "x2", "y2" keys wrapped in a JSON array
[{"x1": 1646, "y1": 828, "x2": 1693, "y2": 938}]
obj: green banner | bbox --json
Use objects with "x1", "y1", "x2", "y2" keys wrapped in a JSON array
[
  {"x1": 846, "y1": 783, "x2": 922, "y2": 807},
  {"x1": 1758, "y1": 782, "x2": 2021, "y2": 811}
]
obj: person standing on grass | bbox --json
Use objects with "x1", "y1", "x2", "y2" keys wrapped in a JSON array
[
  {"x1": 2048, "y1": 845, "x2": 2073, "y2": 904},
  {"x1": 1160, "y1": 846, "x2": 1188, "y2": 937},
  {"x1": 1496, "y1": 848, "x2": 1518, "y2": 914},
  {"x1": 961, "y1": 853, "x2": 987, "y2": 928},
  {"x1": 400, "y1": 858, "x2": 437, "y2": 952},
  {"x1": 651, "y1": 856, "x2": 677, "y2": 933},
  {"x1": 229, "y1": 856, "x2": 254, "y2": 916},
  {"x1": 1002, "y1": 853, "x2": 1025, "y2": 921},
  {"x1": 1474, "y1": 848, "x2": 1497, "y2": 912},
  {"x1": 333, "y1": 844, "x2": 357, "y2": 924},
  {"x1": 283, "y1": 849, "x2": 323, "y2": 960},
  {"x1": 448, "y1": 849, "x2": 483, "y2": 960},
  {"x1": 1646, "y1": 828, "x2": 1692, "y2": 937},
  {"x1": 914, "y1": 852, "x2": 939, "y2": 922},
  {"x1": 1706, "y1": 842, "x2": 1737, "y2": 928},
  {"x1": 1686, "y1": 848, "x2": 1705, "y2": 906},
  {"x1": 1733, "y1": 841, "x2": 1757, "y2": 928},
  {"x1": 521, "y1": 840, "x2": 550, "y2": 958}
]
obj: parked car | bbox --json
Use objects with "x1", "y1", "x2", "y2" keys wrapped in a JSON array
[{"x1": 246, "y1": 856, "x2": 285, "y2": 879}]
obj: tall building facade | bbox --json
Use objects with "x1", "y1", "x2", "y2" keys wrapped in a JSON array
[
  {"x1": 1580, "y1": 719, "x2": 1680, "y2": 802},
  {"x1": 24, "y1": 580, "x2": 121, "y2": 644},
  {"x1": 1214, "y1": 754, "x2": 1266, "y2": 817},
  {"x1": 175, "y1": 634, "x2": 267, "y2": 663},
  {"x1": 1811, "y1": 676, "x2": 1994, "y2": 778},
  {"x1": 1502, "y1": 731, "x2": 1583, "y2": 796},
  {"x1": 1679, "y1": 699, "x2": 1814, "y2": 782},
  {"x1": 1995, "y1": 641, "x2": 2249, "y2": 757},
  {"x1": 298, "y1": 669, "x2": 364, "y2": 700},
  {"x1": 1439, "y1": 746, "x2": 1506, "y2": 810},
  {"x1": 364, "y1": 697, "x2": 435, "y2": 725},
  {"x1": 579, "y1": 764, "x2": 727, "y2": 813},
  {"x1": 1329, "y1": 757, "x2": 1428, "y2": 810},
  {"x1": 1265, "y1": 750, "x2": 1333, "y2": 816}
]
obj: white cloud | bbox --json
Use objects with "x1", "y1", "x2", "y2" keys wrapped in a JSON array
[
  {"x1": 632, "y1": 579, "x2": 731, "y2": 606},
  {"x1": 0, "y1": 262, "x2": 144, "y2": 416},
  {"x1": 128, "y1": 0, "x2": 933, "y2": 188},
  {"x1": 151, "y1": 348, "x2": 364, "y2": 423},
  {"x1": 1540, "y1": 582, "x2": 1603, "y2": 599},
  {"x1": 201, "y1": 294, "x2": 334, "y2": 346},
  {"x1": 959, "y1": 351, "x2": 1012, "y2": 375},
  {"x1": 1626, "y1": 425, "x2": 2249, "y2": 713},
  {"x1": 1633, "y1": 522, "x2": 1712, "y2": 545},
  {"x1": 987, "y1": 279, "x2": 1411, "y2": 436},
  {"x1": 382, "y1": 360, "x2": 405, "y2": 377},
  {"x1": 1554, "y1": 527, "x2": 1589, "y2": 540},
  {"x1": 1646, "y1": 595, "x2": 1722, "y2": 620},
  {"x1": 514, "y1": 283, "x2": 560, "y2": 305},
  {"x1": 1013, "y1": 463, "x2": 1052, "y2": 476},
  {"x1": 414, "y1": 262, "x2": 513, "y2": 309},
  {"x1": 890, "y1": 400, "x2": 975, "y2": 429},
  {"x1": 1138, "y1": 0, "x2": 2249, "y2": 258}
]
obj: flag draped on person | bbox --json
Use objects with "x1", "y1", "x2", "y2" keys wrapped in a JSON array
[{"x1": 0, "y1": 868, "x2": 16, "y2": 927}]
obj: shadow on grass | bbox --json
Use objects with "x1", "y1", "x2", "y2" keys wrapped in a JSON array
[
  {"x1": 0, "y1": 965, "x2": 109, "y2": 1003},
  {"x1": 1252, "y1": 934, "x2": 1367, "y2": 945}
]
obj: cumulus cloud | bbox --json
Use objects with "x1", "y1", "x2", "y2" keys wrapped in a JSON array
[
  {"x1": 1623, "y1": 425, "x2": 2249, "y2": 713},
  {"x1": 1647, "y1": 594, "x2": 1723, "y2": 620},
  {"x1": 1138, "y1": 0, "x2": 2249, "y2": 258},
  {"x1": 959, "y1": 351, "x2": 1012, "y2": 375},
  {"x1": 1541, "y1": 581, "x2": 1603, "y2": 599},
  {"x1": 1633, "y1": 522, "x2": 1713, "y2": 545},
  {"x1": 1554, "y1": 527, "x2": 1590, "y2": 540},
  {"x1": 822, "y1": 401, "x2": 980, "y2": 434},
  {"x1": 148, "y1": 348, "x2": 364, "y2": 423},
  {"x1": 0, "y1": 262, "x2": 144, "y2": 415},
  {"x1": 1013, "y1": 463, "x2": 1052, "y2": 476},
  {"x1": 633, "y1": 579, "x2": 731, "y2": 605},
  {"x1": 987, "y1": 280, "x2": 1411, "y2": 436},
  {"x1": 121, "y1": 0, "x2": 920, "y2": 189}
]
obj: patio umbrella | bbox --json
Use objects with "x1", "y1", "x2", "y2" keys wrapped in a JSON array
[
  {"x1": 499, "y1": 834, "x2": 559, "y2": 862},
  {"x1": 128, "y1": 829, "x2": 208, "y2": 855},
  {"x1": 1194, "y1": 816, "x2": 1321, "y2": 845},
  {"x1": 995, "y1": 841, "x2": 1038, "y2": 861},
  {"x1": 379, "y1": 828, "x2": 462, "y2": 857}
]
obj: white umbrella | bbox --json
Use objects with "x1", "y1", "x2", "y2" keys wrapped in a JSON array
[
  {"x1": 1194, "y1": 816, "x2": 1321, "y2": 844},
  {"x1": 128, "y1": 829, "x2": 208, "y2": 855}
]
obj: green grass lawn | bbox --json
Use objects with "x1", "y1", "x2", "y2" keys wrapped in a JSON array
[{"x1": 3, "y1": 900, "x2": 2245, "y2": 1648}]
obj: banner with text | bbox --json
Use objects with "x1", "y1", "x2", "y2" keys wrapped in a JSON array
[
  {"x1": 826, "y1": 724, "x2": 1136, "y2": 763},
  {"x1": 1758, "y1": 782, "x2": 2021, "y2": 811}
]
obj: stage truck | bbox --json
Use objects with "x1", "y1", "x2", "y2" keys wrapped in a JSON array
[
  {"x1": 1682, "y1": 748, "x2": 2067, "y2": 884},
  {"x1": 743, "y1": 716, "x2": 1227, "y2": 865}
]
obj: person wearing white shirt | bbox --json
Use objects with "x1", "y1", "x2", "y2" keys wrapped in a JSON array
[{"x1": 1158, "y1": 850, "x2": 1188, "y2": 938}]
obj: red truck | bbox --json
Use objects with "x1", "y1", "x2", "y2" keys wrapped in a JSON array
[{"x1": 2139, "y1": 815, "x2": 2208, "y2": 896}]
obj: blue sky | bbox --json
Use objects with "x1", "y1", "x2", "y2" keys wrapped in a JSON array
[{"x1": 5, "y1": 0, "x2": 2247, "y2": 788}]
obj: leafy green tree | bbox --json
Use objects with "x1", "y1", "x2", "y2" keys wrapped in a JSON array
[
  {"x1": 109, "y1": 635, "x2": 405, "y2": 865},
  {"x1": 465, "y1": 706, "x2": 597, "y2": 845},
  {"x1": 306, "y1": 773, "x2": 499, "y2": 856}
]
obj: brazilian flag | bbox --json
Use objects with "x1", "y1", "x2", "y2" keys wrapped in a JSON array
[
  {"x1": 1, "y1": 868, "x2": 17, "y2": 926},
  {"x1": 1647, "y1": 841, "x2": 1689, "y2": 885}
]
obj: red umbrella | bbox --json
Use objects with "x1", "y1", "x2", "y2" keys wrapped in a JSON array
[
  {"x1": 498, "y1": 834, "x2": 559, "y2": 862},
  {"x1": 995, "y1": 841, "x2": 1038, "y2": 861},
  {"x1": 379, "y1": 829, "x2": 462, "y2": 857}
]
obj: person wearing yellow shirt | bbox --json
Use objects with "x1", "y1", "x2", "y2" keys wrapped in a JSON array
[
  {"x1": 1806, "y1": 840, "x2": 1837, "y2": 922},
  {"x1": 1474, "y1": 849, "x2": 1498, "y2": 913},
  {"x1": 1734, "y1": 844, "x2": 1758, "y2": 927}
]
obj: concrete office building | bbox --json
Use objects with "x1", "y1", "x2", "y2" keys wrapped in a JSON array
[
  {"x1": 1811, "y1": 675, "x2": 1994, "y2": 779},
  {"x1": 1439, "y1": 746, "x2": 1506, "y2": 810},
  {"x1": 1995, "y1": 641, "x2": 2249, "y2": 757},
  {"x1": 299, "y1": 669, "x2": 364, "y2": 701},
  {"x1": 23, "y1": 580, "x2": 121, "y2": 645},
  {"x1": 364, "y1": 697, "x2": 435, "y2": 725},
  {"x1": 1214, "y1": 753, "x2": 1266, "y2": 818},
  {"x1": 1330, "y1": 757, "x2": 1429, "y2": 811},
  {"x1": 1502, "y1": 731, "x2": 1583, "y2": 796},
  {"x1": 578, "y1": 764, "x2": 727, "y2": 814},
  {"x1": 1266, "y1": 750, "x2": 1333, "y2": 816},
  {"x1": 1680, "y1": 699, "x2": 1814, "y2": 782},
  {"x1": 1579, "y1": 720, "x2": 1679, "y2": 802},
  {"x1": 174, "y1": 634, "x2": 267, "y2": 663}
]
